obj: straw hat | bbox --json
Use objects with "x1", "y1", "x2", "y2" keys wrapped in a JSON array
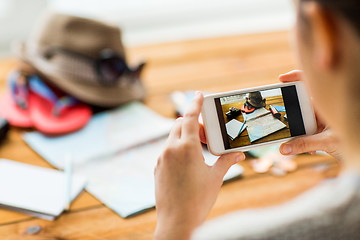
[
  {"x1": 15, "y1": 12, "x2": 146, "y2": 107},
  {"x1": 246, "y1": 91, "x2": 266, "y2": 108}
]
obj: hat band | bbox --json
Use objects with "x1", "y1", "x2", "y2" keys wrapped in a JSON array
[
  {"x1": 26, "y1": 44, "x2": 134, "y2": 88},
  {"x1": 44, "y1": 46, "x2": 130, "y2": 86}
]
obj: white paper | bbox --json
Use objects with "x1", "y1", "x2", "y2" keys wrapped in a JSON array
[
  {"x1": 225, "y1": 119, "x2": 247, "y2": 140},
  {"x1": 0, "y1": 159, "x2": 86, "y2": 219}
]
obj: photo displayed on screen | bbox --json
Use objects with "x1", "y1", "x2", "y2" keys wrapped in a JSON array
[{"x1": 214, "y1": 86, "x2": 306, "y2": 149}]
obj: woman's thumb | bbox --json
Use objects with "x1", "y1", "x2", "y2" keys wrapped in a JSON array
[{"x1": 280, "y1": 131, "x2": 335, "y2": 155}]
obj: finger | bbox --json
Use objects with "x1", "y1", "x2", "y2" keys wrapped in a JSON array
[
  {"x1": 278, "y1": 70, "x2": 303, "y2": 83},
  {"x1": 314, "y1": 112, "x2": 326, "y2": 133},
  {"x1": 166, "y1": 117, "x2": 183, "y2": 146},
  {"x1": 212, "y1": 152, "x2": 245, "y2": 178},
  {"x1": 199, "y1": 123, "x2": 207, "y2": 144},
  {"x1": 280, "y1": 132, "x2": 331, "y2": 155},
  {"x1": 181, "y1": 92, "x2": 204, "y2": 140}
]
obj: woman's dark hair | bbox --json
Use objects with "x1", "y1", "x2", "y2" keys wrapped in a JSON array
[{"x1": 301, "y1": 0, "x2": 360, "y2": 35}]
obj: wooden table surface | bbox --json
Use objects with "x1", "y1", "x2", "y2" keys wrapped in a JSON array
[{"x1": 0, "y1": 31, "x2": 340, "y2": 240}]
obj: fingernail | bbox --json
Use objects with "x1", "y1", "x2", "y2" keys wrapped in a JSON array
[
  {"x1": 195, "y1": 91, "x2": 202, "y2": 96},
  {"x1": 236, "y1": 154, "x2": 245, "y2": 163},
  {"x1": 281, "y1": 144, "x2": 292, "y2": 154}
]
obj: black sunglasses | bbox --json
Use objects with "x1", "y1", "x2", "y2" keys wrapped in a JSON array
[{"x1": 44, "y1": 47, "x2": 130, "y2": 86}]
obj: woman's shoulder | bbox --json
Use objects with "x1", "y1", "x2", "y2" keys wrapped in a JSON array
[{"x1": 192, "y1": 171, "x2": 360, "y2": 240}]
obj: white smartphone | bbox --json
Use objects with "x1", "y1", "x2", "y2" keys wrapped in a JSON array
[{"x1": 201, "y1": 82, "x2": 317, "y2": 155}]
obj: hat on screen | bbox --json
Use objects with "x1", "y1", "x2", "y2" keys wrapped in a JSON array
[
  {"x1": 246, "y1": 91, "x2": 266, "y2": 108},
  {"x1": 14, "y1": 12, "x2": 146, "y2": 107}
]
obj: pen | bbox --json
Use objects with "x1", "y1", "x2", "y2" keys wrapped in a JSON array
[
  {"x1": 65, "y1": 153, "x2": 72, "y2": 211},
  {"x1": 238, "y1": 120, "x2": 247, "y2": 136},
  {"x1": 269, "y1": 105, "x2": 281, "y2": 119}
]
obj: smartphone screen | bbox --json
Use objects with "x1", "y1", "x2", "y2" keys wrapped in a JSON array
[{"x1": 214, "y1": 86, "x2": 306, "y2": 149}]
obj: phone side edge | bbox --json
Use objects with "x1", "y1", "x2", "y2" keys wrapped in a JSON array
[
  {"x1": 202, "y1": 95, "x2": 226, "y2": 156},
  {"x1": 295, "y1": 82, "x2": 317, "y2": 135}
]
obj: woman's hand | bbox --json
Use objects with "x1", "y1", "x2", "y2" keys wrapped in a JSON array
[
  {"x1": 154, "y1": 92, "x2": 245, "y2": 240},
  {"x1": 278, "y1": 70, "x2": 342, "y2": 160}
]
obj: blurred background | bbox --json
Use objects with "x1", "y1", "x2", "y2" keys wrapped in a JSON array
[
  {"x1": 0, "y1": 0, "x2": 294, "y2": 55},
  {"x1": 1, "y1": 2, "x2": 342, "y2": 239}
]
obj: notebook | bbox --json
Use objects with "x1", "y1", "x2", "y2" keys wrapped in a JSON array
[
  {"x1": 226, "y1": 119, "x2": 247, "y2": 140},
  {"x1": 245, "y1": 113, "x2": 287, "y2": 142},
  {"x1": 272, "y1": 105, "x2": 286, "y2": 112},
  {"x1": 0, "y1": 159, "x2": 86, "y2": 220}
]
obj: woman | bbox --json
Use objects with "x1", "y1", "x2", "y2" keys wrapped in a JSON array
[{"x1": 154, "y1": 0, "x2": 360, "y2": 239}]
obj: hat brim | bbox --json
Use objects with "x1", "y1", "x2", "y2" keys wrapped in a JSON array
[{"x1": 14, "y1": 42, "x2": 146, "y2": 107}]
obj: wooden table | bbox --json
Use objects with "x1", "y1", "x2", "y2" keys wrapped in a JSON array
[{"x1": 0, "y1": 31, "x2": 339, "y2": 240}]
